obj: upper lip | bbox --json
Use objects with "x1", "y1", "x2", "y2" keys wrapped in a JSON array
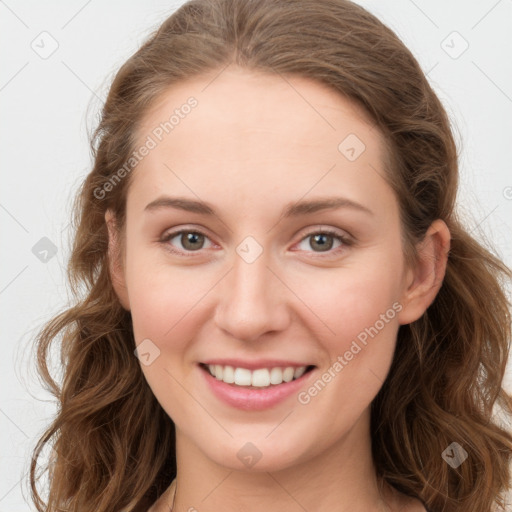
[{"x1": 200, "y1": 358, "x2": 315, "y2": 370}]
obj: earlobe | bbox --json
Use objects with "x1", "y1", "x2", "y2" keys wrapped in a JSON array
[
  {"x1": 105, "y1": 210, "x2": 131, "y2": 311},
  {"x1": 397, "y1": 219, "x2": 451, "y2": 325}
]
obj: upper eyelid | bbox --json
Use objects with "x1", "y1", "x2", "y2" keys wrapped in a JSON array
[{"x1": 161, "y1": 225, "x2": 350, "y2": 241}]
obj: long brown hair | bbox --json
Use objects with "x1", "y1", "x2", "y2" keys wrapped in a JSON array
[{"x1": 29, "y1": 1, "x2": 512, "y2": 511}]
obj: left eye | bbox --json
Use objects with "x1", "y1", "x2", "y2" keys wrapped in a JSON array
[{"x1": 295, "y1": 230, "x2": 348, "y2": 253}]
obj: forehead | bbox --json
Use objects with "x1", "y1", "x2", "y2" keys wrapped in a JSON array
[
  {"x1": 137, "y1": 66, "x2": 378, "y2": 149},
  {"x1": 127, "y1": 66, "x2": 393, "y2": 218}
]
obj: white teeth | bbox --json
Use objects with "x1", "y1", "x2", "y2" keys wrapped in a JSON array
[
  {"x1": 214, "y1": 364, "x2": 223, "y2": 380},
  {"x1": 206, "y1": 364, "x2": 309, "y2": 387},
  {"x1": 269, "y1": 367, "x2": 283, "y2": 385},
  {"x1": 234, "y1": 368, "x2": 252, "y2": 386},
  {"x1": 251, "y1": 369, "x2": 270, "y2": 387},
  {"x1": 222, "y1": 365, "x2": 235, "y2": 383},
  {"x1": 294, "y1": 366, "x2": 306, "y2": 379},
  {"x1": 282, "y1": 367, "x2": 295, "y2": 382}
]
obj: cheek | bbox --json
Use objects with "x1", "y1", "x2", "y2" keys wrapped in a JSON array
[
  {"x1": 287, "y1": 254, "x2": 404, "y2": 411},
  {"x1": 127, "y1": 267, "x2": 207, "y2": 345},
  {"x1": 291, "y1": 260, "x2": 402, "y2": 344},
  {"x1": 291, "y1": 268, "x2": 402, "y2": 427},
  {"x1": 126, "y1": 266, "x2": 212, "y2": 416}
]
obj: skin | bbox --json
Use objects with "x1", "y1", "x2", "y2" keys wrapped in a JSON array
[{"x1": 106, "y1": 65, "x2": 450, "y2": 512}]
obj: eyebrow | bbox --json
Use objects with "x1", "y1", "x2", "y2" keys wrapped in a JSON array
[{"x1": 144, "y1": 195, "x2": 374, "y2": 218}]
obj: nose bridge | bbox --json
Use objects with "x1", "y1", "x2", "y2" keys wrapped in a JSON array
[{"x1": 213, "y1": 236, "x2": 289, "y2": 341}]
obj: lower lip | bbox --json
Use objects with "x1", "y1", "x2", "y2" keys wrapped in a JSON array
[{"x1": 200, "y1": 365, "x2": 315, "y2": 411}]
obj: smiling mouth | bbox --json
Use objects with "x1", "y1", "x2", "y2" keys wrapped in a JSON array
[{"x1": 199, "y1": 363, "x2": 316, "y2": 388}]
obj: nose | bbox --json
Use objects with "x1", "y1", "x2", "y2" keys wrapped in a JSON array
[{"x1": 213, "y1": 245, "x2": 291, "y2": 342}]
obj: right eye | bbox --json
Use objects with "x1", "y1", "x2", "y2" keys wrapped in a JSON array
[{"x1": 160, "y1": 229, "x2": 215, "y2": 256}]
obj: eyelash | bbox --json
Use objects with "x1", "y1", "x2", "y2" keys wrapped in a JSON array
[{"x1": 159, "y1": 227, "x2": 352, "y2": 258}]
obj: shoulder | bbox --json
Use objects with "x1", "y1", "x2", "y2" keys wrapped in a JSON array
[
  {"x1": 145, "y1": 496, "x2": 165, "y2": 512},
  {"x1": 131, "y1": 496, "x2": 158, "y2": 512},
  {"x1": 130, "y1": 478, "x2": 175, "y2": 512},
  {"x1": 131, "y1": 490, "x2": 167, "y2": 512},
  {"x1": 145, "y1": 479, "x2": 175, "y2": 512},
  {"x1": 392, "y1": 493, "x2": 429, "y2": 512},
  {"x1": 406, "y1": 498, "x2": 430, "y2": 512},
  {"x1": 381, "y1": 482, "x2": 429, "y2": 512}
]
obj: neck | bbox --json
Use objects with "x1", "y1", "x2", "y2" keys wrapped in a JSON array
[{"x1": 169, "y1": 409, "x2": 400, "y2": 512}]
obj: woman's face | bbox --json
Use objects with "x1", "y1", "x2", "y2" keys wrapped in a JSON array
[{"x1": 109, "y1": 66, "x2": 423, "y2": 471}]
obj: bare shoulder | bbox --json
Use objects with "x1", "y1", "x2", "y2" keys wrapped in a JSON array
[
  {"x1": 145, "y1": 494, "x2": 167, "y2": 512},
  {"x1": 145, "y1": 480, "x2": 175, "y2": 512},
  {"x1": 397, "y1": 495, "x2": 429, "y2": 512},
  {"x1": 384, "y1": 485, "x2": 428, "y2": 512},
  {"x1": 133, "y1": 497, "x2": 160, "y2": 512},
  {"x1": 145, "y1": 499, "x2": 163, "y2": 512}
]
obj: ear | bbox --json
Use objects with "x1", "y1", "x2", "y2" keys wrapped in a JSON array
[
  {"x1": 105, "y1": 209, "x2": 131, "y2": 311},
  {"x1": 397, "y1": 219, "x2": 451, "y2": 325}
]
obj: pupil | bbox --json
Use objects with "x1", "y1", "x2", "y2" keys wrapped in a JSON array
[
  {"x1": 313, "y1": 234, "x2": 332, "y2": 252},
  {"x1": 183, "y1": 232, "x2": 203, "y2": 250}
]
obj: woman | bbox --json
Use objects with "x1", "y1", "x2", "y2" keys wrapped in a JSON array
[{"x1": 30, "y1": 1, "x2": 512, "y2": 511}]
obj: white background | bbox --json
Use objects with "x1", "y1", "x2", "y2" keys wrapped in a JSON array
[{"x1": 1, "y1": 0, "x2": 511, "y2": 510}]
